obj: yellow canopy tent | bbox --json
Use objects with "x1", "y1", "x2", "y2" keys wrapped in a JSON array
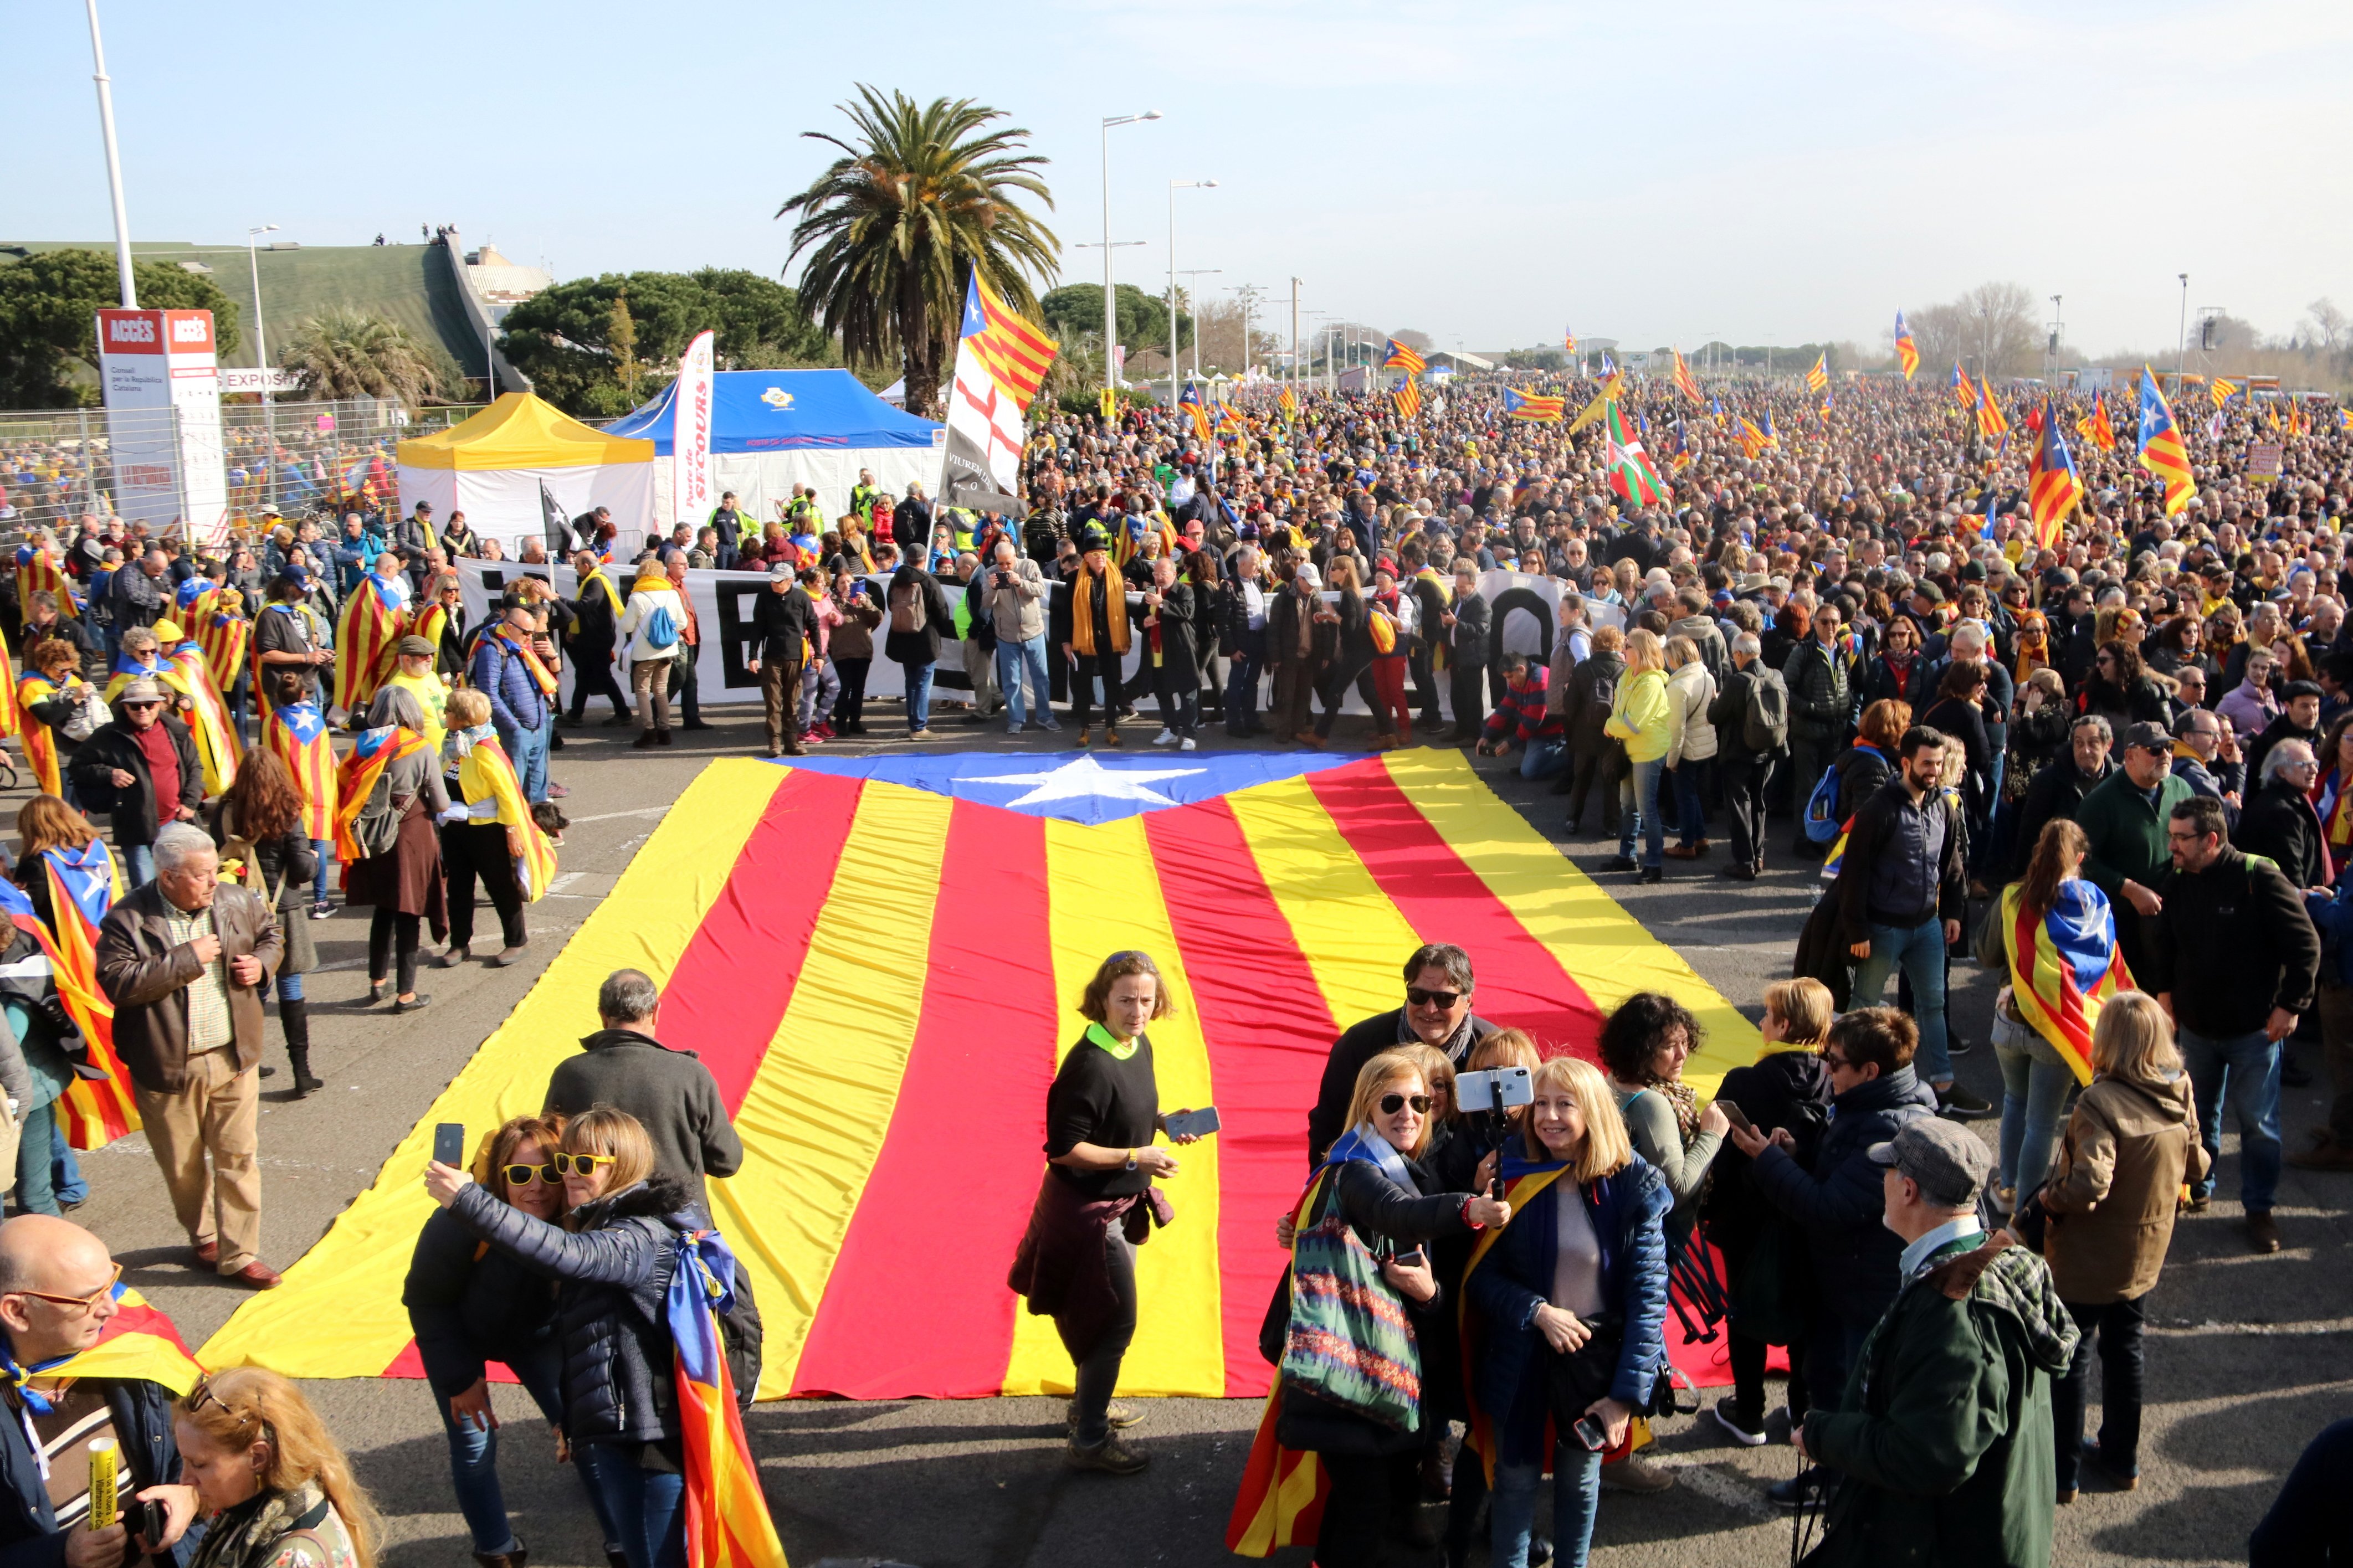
[{"x1": 397, "y1": 394, "x2": 655, "y2": 554}]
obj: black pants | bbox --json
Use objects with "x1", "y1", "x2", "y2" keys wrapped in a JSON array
[
  {"x1": 567, "y1": 652, "x2": 630, "y2": 721},
  {"x1": 669, "y1": 641, "x2": 703, "y2": 725},
  {"x1": 2052, "y1": 1293, "x2": 2146, "y2": 1489},
  {"x1": 1070, "y1": 653, "x2": 1121, "y2": 731},
  {"x1": 1787, "y1": 732, "x2": 1836, "y2": 851},
  {"x1": 1565, "y1": 741, "x2": 1621, "y2": 830},
  {"x1": 1448, "y1": 661, "x2": 1485, "y2": 737},
  {"x1": 832, "y1": 657, "x2": 871, "y2": 732},
  {"x1": 1196, "y1": 642, "x2": 1223, "y2": 718},
  {"x1": 1315, "y1": 652, "x2": 1389, "y2": 739},
  {"x1": 442, "y1": 820, "x2": 525, "y2": 951},
  {"x1": 368, "y1": 908, "x2": 421, "y2": 994},
  {"x1": 1156, "y1": 685, "x2": 1199, "y2": 739},
  {"x1": 1721, "y1": 753, "x2": 1772, "y2": 870},
  {"x1": 1409, "y1": 645, "x2": 1443, "y2": 728},
  {"x1": 1055, "y1": 1224, "x2": 1137, "y2": 1447},
  {"x1": 1725, "y1": 1325, "x2": 1812, "y2": 1426},
  {"x1": 1316, "y1": 1451, "x2": 1421, "y2": 1568}
]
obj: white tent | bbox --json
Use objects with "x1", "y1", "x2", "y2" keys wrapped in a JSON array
[{"x1": 396, "y1": 394, "x2": 654, "y2": 551}]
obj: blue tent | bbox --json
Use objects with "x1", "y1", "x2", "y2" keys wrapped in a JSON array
[
  {"x1": 606, "y1": 368, "x2": 944, "y2": 526},
  {"x1": 606, "y1": 368, "x2": 941, "y2": 454}
]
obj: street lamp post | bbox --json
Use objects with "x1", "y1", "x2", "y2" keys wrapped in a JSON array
[
  {"x1": 1168, "y1": 179, "x2": 1216, "y2": 408},
  {"x1": 84, "y1": 0, "x2": 137, "y2": 308},
  {"x1": 247, "y1": 224, "x2": 279, "y2": 508},
  {"x1": 2176, "y1": 273, "x2": 2190, "y2": 385},
  {"x1": 1177, "y1": 269, "x2": 1221, "y2": 379},
  {"x1": 1098, "y1": 111, "x2": 1162, "y2": 397}
]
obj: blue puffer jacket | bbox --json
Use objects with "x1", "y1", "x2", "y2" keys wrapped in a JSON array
[
  {"x1": 1747, "y1": 1064, "x2": 1935, "y2": 1324},
  {"x1": 1468, "y1": 1155, "x2": 1671, "y2": 1462},
  {"x1": 452, "y1": 1175, "x2": 690, "y2": 1446}
]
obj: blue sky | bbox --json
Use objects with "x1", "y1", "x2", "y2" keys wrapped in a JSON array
[{"x1": 12, "y1": 0, "x2": 2348, "y2": 358}]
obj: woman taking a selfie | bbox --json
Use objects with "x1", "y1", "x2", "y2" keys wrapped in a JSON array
[
  {"x1": 175, "y1": 1368, "x2": 378, "y2": 1568},
  {"x1": 1277, "y1": 1050, "x2": 1511, "y2": 1568},
  {"x1": 424, "y1": 1108, "x2": 691, "y2": 1568},
  {"x1": 404, "y1": 1114, "x2": 616, "y2": 1568},
  {"x1": 1464, "y1": 1055, "x2": 1670, "y2": 1568},
  {"x1": 1008, "y1": 951, "x2": 1202, "y2": 1477}
]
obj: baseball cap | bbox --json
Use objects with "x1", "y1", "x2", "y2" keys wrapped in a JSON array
[
  {"x1": 396, "y1": 635, "x2": 435, "y2": 657},
  {"x1": 2121, "y1": 721, "x2": 2172, "y2": 751},
  {"x1": 1867, "y1": 1119, "x2": 1994, "y2": 1208},
  {"x1": 769, "y1": 560, "x2": 796, "y2": 578}
]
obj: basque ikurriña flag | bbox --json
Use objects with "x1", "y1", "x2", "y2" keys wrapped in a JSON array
[
  {"x1": 195, "y1": 753, "x2": 1760, "y2": 1408},
  {"x1": 665, "y1": 1229, "x2": 787, "y2": 1568},
  {"x1": 2000, "y1": 880, "x2": 2131, "y2": 1085}
]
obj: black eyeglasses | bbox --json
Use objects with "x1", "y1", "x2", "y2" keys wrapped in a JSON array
[
  {"x1": 1405, "y1": 987, "x2": 1462, "y2": 1009},
  {"x1": 1378, "y1": 1093, "x2": 1434, "y2": 1115},
  {"x1": 1822, "y1": 1051, "x2": 1854, "y2": 1072}
]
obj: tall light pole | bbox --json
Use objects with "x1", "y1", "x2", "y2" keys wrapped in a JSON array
[
  {"x1": 1098, "y1": 111, "x2": 1162, "y2": 397},
  {"x1": 1289, "y1": 277, "x2": 1301, "y2": 393},
  {"x1": 1168, "y1": 179, "x2": 1216, "y2": 407},
  {"x1": 247, "y1": 224, "x2": 279, "y2": 508},
  {"x1": 1177, "y1": 269, "x2": 1221, "y2": 378},
  {"x1": 2176, "y1": 273, "x2": 2190, "y2": 386},
  {"x1": 2048, "y1": 294, "x2": 2063, "y2": 381},
  {"x1": 84, "y1": 0, "x2": 137, "y2": 307}
]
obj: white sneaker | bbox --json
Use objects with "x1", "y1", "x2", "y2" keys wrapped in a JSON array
[
  {"x1": 1179, "y1": 737, "x2": 1197, "y2": 750},
  {"x1": 1152, "y1": 728, "x2": 1177, "y2": 747}
]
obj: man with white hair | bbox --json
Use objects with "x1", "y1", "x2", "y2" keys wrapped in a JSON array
[{"x1": 95, "y1": 824, "x2": 285, "y2": 1289}]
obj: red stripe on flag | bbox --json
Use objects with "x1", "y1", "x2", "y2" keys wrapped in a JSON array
[
  {"x1": 789, "y1": 800, "x2": 1060, "y2": 1397},
  {"x1": 1145, "y1": 798, "x2": 1336, "y2": 1397},
  {"x1": 1309, "y1": 759, "x2": 1606, "y2": 1057},
  {"x1": 381, "y1": 1340, "x2": 521, "y2": 1382},
  {"x1": 658, "y1": 769, "x2": 865, "y2": 1110}
]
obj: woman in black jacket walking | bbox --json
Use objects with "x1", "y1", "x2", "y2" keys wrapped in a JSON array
[
  {"x1": 426, "y1": 1107, "x2": 693, "y2": 1568},
  {"x1": 204, "y1": 748, "x2": 322, "y2": 1093},
  {"x1": 1311, "y1": 559, "x2": 1392, "y2": 749},
  {"x1": 1277, "y1": 1050, "x2": 1511, "y2": 1568},
  {"x1": 406, "y1": 1114, "x2": 617, "y2": 1568},
  {"x1": 882, "y1": 563, "x2": 954, "y2": 739}
]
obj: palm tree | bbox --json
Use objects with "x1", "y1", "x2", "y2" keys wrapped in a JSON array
[
  {"x1": 278, "y1": 309, "x2": 458, "y2": 405},
  {"x1": 778, "y1": 86, "x2": 1056, "y2": 419}
]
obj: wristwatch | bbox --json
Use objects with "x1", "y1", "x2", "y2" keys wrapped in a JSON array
[{"x1": 1124, "y1": 1149, "x2": 1139, "y2": 1171}]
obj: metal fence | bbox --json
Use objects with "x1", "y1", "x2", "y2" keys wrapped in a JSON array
[{"x1": 0, "y1": 398, "x2": 486, "y2": 538}]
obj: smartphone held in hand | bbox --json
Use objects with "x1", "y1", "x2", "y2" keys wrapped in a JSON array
[
  {"x1": 1163, "y1": 1107, "x2": 1222, "y2": 1140},
  {"x1": 433, "y1": 1122, "x2": 467, "y2": 1168}
]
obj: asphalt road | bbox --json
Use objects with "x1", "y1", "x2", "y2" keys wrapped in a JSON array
[{"x1": 60, "y1": 697, "x2": 2348, "y2": 1568}]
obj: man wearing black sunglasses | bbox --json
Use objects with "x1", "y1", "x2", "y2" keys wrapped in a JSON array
[{"x1": 1306, "y1": 943, "x2": 1493, "y2": 1166}]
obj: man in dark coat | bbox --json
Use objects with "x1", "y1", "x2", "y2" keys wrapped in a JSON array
[
  {"x1": 1139, "y1": 556, "x2": 1200, "y2": 748},
  {"x1": 1440, "y1": 561, "x2": 1491, "y2": 741},
  {"x1": 561, "y1": 550, "x2": 631, "y2": 727},
  {"x1": 892, "y1": 485, "x2": 935, "y2": 554},
  {"x1": 1305, "y1": 944, "x2": 1495, "y2": 1166},
  {"x1": 66, "y1": 680, "x2": 202, "y2": 890},
  {"x1": 2233, "y1": 738, "x2": 2330, "y2": 890},
  {"x1": 2009, "y1": 714, "x2": 2116, "y2": 879},
  {"x1": 1706, "y1": 630, "x2": 1785, "y2": 879}
]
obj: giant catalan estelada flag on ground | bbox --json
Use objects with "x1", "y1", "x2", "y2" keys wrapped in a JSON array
[{"x1": 198, "y1": 752, "x2": 1757, "y2": 1400}]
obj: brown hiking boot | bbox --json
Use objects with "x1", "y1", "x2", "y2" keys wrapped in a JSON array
[
  {"x1": 2247, "y1": 1210, "x2": 2282, "y2": 1254},
  {"x1": 1598, "y1": 1456, "x2": 1675, "y2": 1493},
  {"x1": 1065, "y1": 1432, "x2": 1149, "y2": 1475}
]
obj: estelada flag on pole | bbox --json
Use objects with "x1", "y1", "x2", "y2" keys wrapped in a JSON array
[
  {"x1": 2000, "y1": 880, "x2": 2130, "y2": 1086},
  {"x1": 1894, "y1": 311, "x2": 1919, "y2": 380},
  {"x1": 196, "y1": 753, "x2": 1763, "y2": 1402}
]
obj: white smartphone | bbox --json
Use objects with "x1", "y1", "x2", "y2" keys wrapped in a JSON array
[{"x1": 1455, "y1": 1067, "x2": 1535, "y2": 1113}]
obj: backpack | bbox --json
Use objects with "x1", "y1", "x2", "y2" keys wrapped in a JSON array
[
  {"x1": 1742, "y1": 667, "x2": 1790, "y2": 754},
  {"x1": 1803, "y1": 762, "x2": 1847, "y2": 844},
  {"x1": 889, "y1": 583, "x2": 926, "y2": 635},
  {"x1": 1586, "y1": 663, "x2": 1619, "y2": 714},
  {"x1": 642, "y1": 601, "x2": 679, "y2": 652}
]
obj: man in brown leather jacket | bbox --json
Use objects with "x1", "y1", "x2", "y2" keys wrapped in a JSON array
[{"x1": 96, "y1": 823, "x2": 285, "y2": 1288}]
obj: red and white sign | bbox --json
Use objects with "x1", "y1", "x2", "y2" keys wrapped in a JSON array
[
  {"x1": 94, "y1": 309, "x2": 229, "y2": 545},
  {"x1": 671, "y1": 329, "x2": 715, "y2": 529}
]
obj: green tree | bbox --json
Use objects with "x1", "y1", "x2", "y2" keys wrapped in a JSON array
[
  {"x1": 278, "y1": 309, "x2": 461, "y2": 406},
  {"x1": 778, "y1": 86, "x2": 1057, "y2": 418},
  {"x1": 1040, "y1": 282, "x2": 1185, "y2": 357},
  {"x1": 499, "y1": 269, "x2": 832, "y2": 417},
  {"x1": 0, "y1": 248, "x2": 243, "y2": 408}
]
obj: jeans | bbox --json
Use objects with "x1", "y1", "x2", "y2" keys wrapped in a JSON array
[
  {"x1": 308, "y1": 837, "x2": 332, "y2": 905},
  {"x1": 903, "y1": 660, "x2": 935, "y2": 732},
  {"x1": 436, "y1": 1343, "x2": 612, "y2": 1555},
  {"x1": 1852, "y1": 918, "x2": 1952, "y2": 1083},
  {"x1": 1670, "y1": 756, "x2": 1709, "y2": 845},
  {"x1": 1618, "y1": 755, "x2": 1665, "y2": 867},
  {"x1": 995, "y1": 635, "x2": 1052, "y2": 728},
  {"x1": 1226, "y1": 633, "x2": 1265, "y2": 734},
  {"x1": 1493, "y1": 1446, "x2": 1603, "y2": 1568},
  {"x1": 585, "y1": 1442, "x2": 685, "y2": 1568},
  {"x1": 13, "y1": 1102, "x2": 60, "y2": 1216},
  {"x1": 799, "y1": 660, "x2": 841, "y2": 733},
  {"x1": 2052, "y1": 1294, "x2": 2146, "y2": 1491},
  {"x1": 1995, "y1": 1012, "x2": 2077, "y2": 1199},
  {"x1": 1058, "y1": 1223, "x2": 1137, "y2": 1447},
  {"x1": 1520, "y1": 736, "x2": 1568, "y2": 780},
  {"x1": 124, "y1": 843, "x2": 157, "y2": 890},
  {"x1": 2182, "y1": 1025, "x2": 2282, "y2": 1211},
  {"x1": 506, "y1": 719, "x2": 550, "y2": 804}
]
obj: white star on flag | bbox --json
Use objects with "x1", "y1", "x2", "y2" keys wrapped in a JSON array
[{"x1": 961, "y1": 755, "x2": 1208, "y2": 809}]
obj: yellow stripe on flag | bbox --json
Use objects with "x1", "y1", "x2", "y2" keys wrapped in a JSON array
[
  {"x1": 1380, "y1": 751, "x2": 1759, "y2": 1094},
  {"x1": 1226, "y1": 775, "x2": 1424, "y2": 1029},
  {"x1": 199, "y1": 759, "x2": 787, "y2": 1377},
  {"x1": 1001, "y1": 814, "x2": 1224, "y2": 1397},
  {"x1": 721, "y1": 779, "x2": 952, "y2": 1399}
]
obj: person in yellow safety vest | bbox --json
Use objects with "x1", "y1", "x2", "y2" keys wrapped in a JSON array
[
  {"x1": 849, "y1": 469, "x2": 879, "y2": 525},
  {"x1": 785, "y1": 485, "x2": 822, "y2": 527},
  {"x1": 941, "y1": 506, "x2": 980, "y2": 554},
  {"x1": 708, "y1": 492, "x2": 751, "y2": 569}
]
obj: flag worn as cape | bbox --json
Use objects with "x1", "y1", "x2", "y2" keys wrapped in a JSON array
[
  {"x1": 335, "y1": 573, "x2": 409, "y2": 714},
  {"x1": 666, "y1": 1228, "x2": 788, "y2": 1568},
  {"x1": 0, "y1": 1283, "x2": 202, "y2": 1402},
  {"x1": 14, "y1": 674, "x2": 62, "y2": 798},
  {"x1": 332, "y1": 727, "x2": 429, "y2": 865},
  {"x1": 2000, "y1": 880, "x2": 2130, "y2": 1086},
  {"x1": 459, "y1": 736, "x2": 558, "y2": 902},
  {"x1": 165, "y1": 642, "x2": 244, "y2": 796},
  {"x1": 16, "y1": 846, "x2": 139, "y2": 1150},
  {"x1": 196, "y1": 611, "x2": 249, "y2": 696},
  {"x1": 264, "y1": 702, "x2": 340, "y2": 843}
]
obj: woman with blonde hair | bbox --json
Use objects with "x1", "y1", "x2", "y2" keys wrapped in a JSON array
[
  {"x1": 425, "y1": 1107, "x2": 694, "y2": 1568},
  {"x1": 1604, "y1": 627, "x2": 1673, "y2": 882},
  {"x1": 2013, "y1": 991, "x2": 2205, "y2": 1503},
  {"x1": 1008, "y1": 951, "x2": 1202, "y2": 1475},
  {"x1": 175, "y1": 1367, "x2": 380, "y2": 1568},
  {"x1": 1464, "y1": 1055, "x2": 1670, "y2": 1568},
  {"x1": 1275, "y1": 1050, "x2": 1510, "y2": 1568}
]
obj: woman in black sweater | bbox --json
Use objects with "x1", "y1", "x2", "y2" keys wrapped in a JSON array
[{"x1": 1008, "y1": 951, "x2": 1203, "y2": 1475}]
